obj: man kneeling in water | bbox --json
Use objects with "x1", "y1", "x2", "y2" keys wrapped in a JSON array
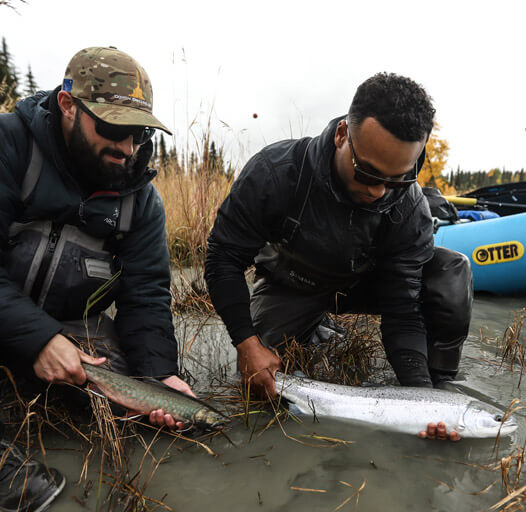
[{"x1": 205, "y1": 73, "x2": 472, "y2": 441}]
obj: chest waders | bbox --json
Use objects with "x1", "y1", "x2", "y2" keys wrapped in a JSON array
[{"x1": 5, "y1": 137, "x2": 135, "y2": 321}]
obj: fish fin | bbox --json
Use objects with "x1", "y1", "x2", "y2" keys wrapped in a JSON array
[
  {"x1": 86, "y1": 383, "x2": 106, "y2": 399},
  {"x1": 438, "y1": 383, "x2": 469, "y2": 395},
  {"x1": 292, "y1": 370, "x2": 307, "y2": 378},
  {"x1": 137, "y1": 376, "x2": 172, "y2": 389},
  {"x1": 175, "y1": 424, "x2": 194, "y2": 434},
  {"x1": 118, "y1": 414, "x2": 144, "y2": 422},
  {"x1": 287, "y1": 402, "x2": 304, "y2": 416}
]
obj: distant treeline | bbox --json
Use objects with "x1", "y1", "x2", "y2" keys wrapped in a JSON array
[
  {"x1": 152, "y1": 135, "x2": 235, "y2": 179},
  {"x1": 0, "y1": 36, "x2": 38, "y2": 108},
  {"x1": 447, "y1": 168, "x2": 525, "y2": 194},
  {"x1": 2, "y1": 33, "x2": 523, "y2": 191}
]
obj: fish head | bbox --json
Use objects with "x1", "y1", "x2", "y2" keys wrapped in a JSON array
[
  {"x1": 461, "y1": 401, "x2": 518, "y2": 438},
  {"x1": 194, "y1": 409, "x2": 231, "y2": 431}
]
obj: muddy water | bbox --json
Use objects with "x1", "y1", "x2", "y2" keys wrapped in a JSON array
[{"x1": 42, "y1": 295, "x2": 525, "y2": 511}]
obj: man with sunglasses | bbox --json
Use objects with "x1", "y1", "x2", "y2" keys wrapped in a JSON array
[
  {"x1": 206, "y1": 73, "x2": 472, "y2": 441},
  {"x1": 0, "y1": 47, "x2": 193, "y2": 430}
]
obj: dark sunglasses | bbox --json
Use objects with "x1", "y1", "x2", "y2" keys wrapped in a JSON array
[
  {"x1": 76, "y1": 100, "x2": 155, "y2": 145},
  {"x1": 347, "y1": 126, "x2": 418, "y2": 189}
]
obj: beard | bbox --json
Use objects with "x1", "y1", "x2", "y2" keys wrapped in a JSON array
[{"x1": 68, "y1": 112, "x2": 142, "y2": 191}]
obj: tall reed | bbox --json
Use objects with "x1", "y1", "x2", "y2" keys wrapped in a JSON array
[
  {"x1": 153, "y1": 140, "x2": 235, "y2": 313},
  {"x1": 155, "y1": 164, "x2": 232, "y2": 268}
]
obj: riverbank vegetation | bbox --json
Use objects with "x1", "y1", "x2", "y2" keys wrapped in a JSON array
[
  {"x1": 152, "y1": 136, "x2": 234, "y2": 313},
  {"x1": 154, "y1": 144, "x2": 233, "y2": 268},
  {"x1": 498, "y1": 308, "x2": 526, "y2": 382}
]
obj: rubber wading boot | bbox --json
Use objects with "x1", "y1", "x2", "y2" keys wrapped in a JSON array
[{"x1": 0, "y1": 440, "x2": 66, "y2": 512}]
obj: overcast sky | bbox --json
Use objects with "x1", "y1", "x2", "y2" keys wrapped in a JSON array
[{"x1": 3, "y1": 0, "x2": 526, "y2": 173}]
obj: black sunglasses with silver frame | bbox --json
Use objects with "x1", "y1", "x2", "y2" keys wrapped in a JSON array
[
  {"x1": 346, "y1": 118, "x2": 419, "y2": 189},
  {"x1": 76, "y1": 100, "x2": 155, "y2": 145}
]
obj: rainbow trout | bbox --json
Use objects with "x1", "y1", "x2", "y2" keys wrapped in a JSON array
[
  {"x1": 275, "y1": 372, "x2": 518, "y2": 438},
  {"x1": 82, "y1": 363, "x2": 228, "y2": 429}
]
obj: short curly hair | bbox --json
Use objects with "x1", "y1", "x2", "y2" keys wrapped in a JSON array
[{"x1": 348, "y1": 72, "x2": 435, "y2": 142}]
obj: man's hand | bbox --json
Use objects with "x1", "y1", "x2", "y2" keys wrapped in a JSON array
[
  {"x1": 237, "y1": 335, "x2": 281, "y2": 398},
  {"x1": 147, "y1": 375, "x2": 196, "y2": 430},
  {"x1": 417, "y1": 422, "x2": 461, "y2": 441},
  {"x1": 33, "y1": 333, "x2": 106, "y2": 385}
]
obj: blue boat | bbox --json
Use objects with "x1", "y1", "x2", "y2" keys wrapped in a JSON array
[{"x1": 434, "y1": 212, "x2": 526, "y2": 294}]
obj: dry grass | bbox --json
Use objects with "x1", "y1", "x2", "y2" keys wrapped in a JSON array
[
  {"x1": 497, "y1": 308, "x2": 526, "y2": 384},
  {"x1": 281, "y1": 314, "x2": 385, "y2": 386},
  {"x1": 155, "y1": 165, "x2": 232, "y2": 268},
  {"x1": 0, "y1": 79, "x2": 17, "y2": 114},
  {"x1": 154, "y1": 155, "x2": 233, "y2": 314},
  {"x1": 487, "y1": 441, "x2": 526, "y2": 511},
  {"x1": 0, "y1": 365, "x2": 223, "y2": 511},
  {"x1": 201, "y1": 313, "x2": 385, "y2": 440},
  {"x1": 0, "y1": 0, "x2": 27, "y2": 10}
]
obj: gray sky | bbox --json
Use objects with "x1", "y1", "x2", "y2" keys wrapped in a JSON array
[{"x1": 3, "y1": 0, "x2": 526, "y2": 172}]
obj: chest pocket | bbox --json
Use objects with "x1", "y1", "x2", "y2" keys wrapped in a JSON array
[
  {"x1": 6, "y1": 221, "x2": 118, "y2": 320},
  {"x1": 4, "y1": 137, "x2": 134, "y2": 320}
]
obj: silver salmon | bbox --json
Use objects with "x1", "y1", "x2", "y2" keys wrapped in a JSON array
[
  {"x1": 82, "y1": 363, "x2": 228, "y2": 429},
  {"x1": 275, "y1": 372, "x2": 518, "y2": 438}
]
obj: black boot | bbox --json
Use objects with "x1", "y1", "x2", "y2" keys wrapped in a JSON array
[{"x1": 0, "y1": 440, "x2": 66, "y2": 512}]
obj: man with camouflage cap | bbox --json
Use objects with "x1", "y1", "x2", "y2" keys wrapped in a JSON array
[{"x1": 0, "y1": 47, "x2": 193, "y2": 427}]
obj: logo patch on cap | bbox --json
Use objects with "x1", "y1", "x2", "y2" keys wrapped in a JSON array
[
  {"x1": 130, "y1": 69, "x2": 146, "y2": 101},
  {"x1": 62, "y1": 78, "x2": 73, "y2": 92}
]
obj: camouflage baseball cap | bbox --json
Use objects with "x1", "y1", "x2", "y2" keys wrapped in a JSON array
[{"x1": 62, "y1": 46, "x2": 171, "y2": 135}]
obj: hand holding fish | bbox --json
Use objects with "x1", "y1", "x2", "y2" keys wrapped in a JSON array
[
  {"x1": 275, "y1": 372, "x2": 517, "y2": 438},
  {"x1": 82, "y1": 363, "x2": 227, "y2": 430},
  {"x1": 237, "y1": 335, "x2": 281, "y2": 398},
  {"x1": 147, "y1": 376, "x2": 197, "y2": 429},
  {"x1": 33, "y1": 333, "x2": 106, "y2": 385},
  {"x1": 417, "y1": 422, "x2": 461, "y2": 441}
]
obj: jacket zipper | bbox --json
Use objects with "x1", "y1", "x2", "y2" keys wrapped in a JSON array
[{"x1": 30, "y1": 222, "x2": 63, "y2": 303}]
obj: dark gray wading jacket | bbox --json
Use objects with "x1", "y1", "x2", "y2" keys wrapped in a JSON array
[
  {"x1": 205, "y1": 116, "x2": 434, "y2": 358},
  {"x1": 0, "y1": 90, "x2": 178, "y2": 377}
]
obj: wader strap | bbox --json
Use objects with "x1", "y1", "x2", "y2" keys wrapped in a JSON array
[
  {"x1": 281, "y1": 138, "x2": 314, "y2": 245},
  {"x1": 117, "y1": 194, "x2": 135, "y2": 233},
  {"x1": 21, "y1": 138, "x2": 43, "y2": 202}
]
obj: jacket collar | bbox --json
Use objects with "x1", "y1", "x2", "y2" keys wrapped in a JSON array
[{"x1": 306, "y1": 115, "x2": 412, "y2": 214}]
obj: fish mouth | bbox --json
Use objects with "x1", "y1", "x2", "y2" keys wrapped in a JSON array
[
  {"x1": 196, "y1": 418, "x2": 230, "y2": 432},
  {"x1": 209, "y1": 417, "x2": 231, "y2": 429},
  {"x1": 498, "y1": 417, "x2": 519, "y2": 436}
]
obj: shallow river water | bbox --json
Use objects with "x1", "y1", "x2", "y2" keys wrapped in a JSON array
[{"x1": 41, "y1": 295, "x2": 525, "y2": 511}]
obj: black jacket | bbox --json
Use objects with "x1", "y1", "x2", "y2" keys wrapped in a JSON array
[
  {"x1": 0, "y1": 90, "x2": 178, "y2": 377},
  {"x1": 205, "y1": 117, "x2": 434, "y2": 357}
]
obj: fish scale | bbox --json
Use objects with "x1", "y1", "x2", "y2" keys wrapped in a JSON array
[
  {"x1": 82, "y1": 363, "x2": 227, "y2": 429},
  {"x1": 275, "y1": 372, "x2": 518, "y2": 438}
]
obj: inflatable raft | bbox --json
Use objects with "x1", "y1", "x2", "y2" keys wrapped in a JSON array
[{"x1": 434, "y1": 212, "x2": 526, "y2": 294}]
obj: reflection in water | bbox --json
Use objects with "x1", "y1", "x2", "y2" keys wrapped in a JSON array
[{"x1": 43, "y1": 295, "x2": 525, "y2": 511}]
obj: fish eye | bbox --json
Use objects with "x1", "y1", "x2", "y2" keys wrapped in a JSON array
[{"x1": 494, "y1": 414, "x2": 503, "y2": 422}]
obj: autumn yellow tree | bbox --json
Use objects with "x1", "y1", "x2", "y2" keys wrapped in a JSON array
[
  {"x1": 487, "y1": 168, "x2": 502, "y2": 184},
  {"x1": 417, "y1": 125, "x2": 456, "y2": 195}
]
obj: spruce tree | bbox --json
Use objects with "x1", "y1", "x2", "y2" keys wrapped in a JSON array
[
  {"x1": 0, "y1": 37, "x2": 19, "y2": 102},
  {"x1": 209, "y1": 140, "x2": 218, "y2": 173},
  {"x1": 24, "y1": 64, "x2": 37, "y2": 95},
  {"x1": 153, "y1": 136, "x2": 158, "y2": 163},
  {"x1": 158, "y1": 133, "x2": 167, "y2": 167}
]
